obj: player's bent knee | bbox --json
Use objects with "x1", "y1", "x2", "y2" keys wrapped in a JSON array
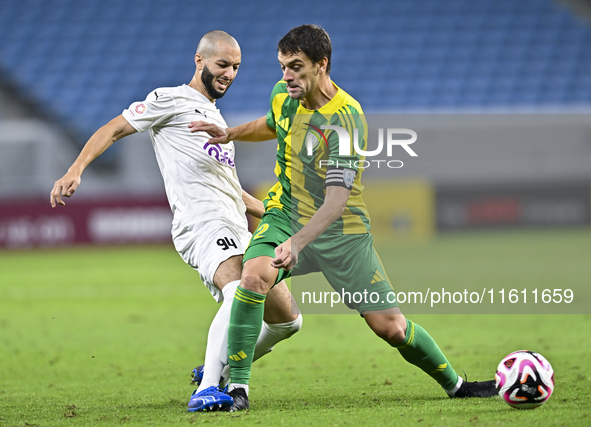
[
  {"x1": 374, "y1": 324, "x2": 406, "y2": 345},
  {"x1": 240, "y1": 272, "x2": 272, "y2": 295},
  {"x1": 241, "y1": 257, "x2": 278, "y2": 295},
  {"x1": 370, "y1": 320, "x2": 406, "y2": 345}
]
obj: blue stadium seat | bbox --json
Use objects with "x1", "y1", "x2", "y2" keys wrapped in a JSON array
[{"x1": 0, "y1": 0, "x2": 590, "y2": 152}]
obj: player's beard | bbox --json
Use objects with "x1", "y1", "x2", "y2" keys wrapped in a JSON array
[{"x1": 202, "y1": 64, "x2": 232, "y2": 100}]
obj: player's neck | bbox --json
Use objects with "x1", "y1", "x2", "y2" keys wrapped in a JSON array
[
  {"x1": 300, "y1": 77, "x2": 337, "y2": 111},
  {"x1": 188, "y1": 77, "x2": 215, "y2": 103}
]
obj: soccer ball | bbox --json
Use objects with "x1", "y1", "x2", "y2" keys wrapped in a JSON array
[{"x1": 495, "y1": 350, "x2": 554, "y2": 409}]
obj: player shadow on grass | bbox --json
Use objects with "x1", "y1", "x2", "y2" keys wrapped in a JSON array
[
  {"x1": 125, "y1": 398, "x2": 189, "y2": 411},
  {"x1": 247, "y1": 393, "x2": 493, "y2": 412},
  {"x1": 136, "y1": 390, "x2": 501, "y2": 413}
]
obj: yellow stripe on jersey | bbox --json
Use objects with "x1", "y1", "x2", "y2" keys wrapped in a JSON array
[
  {"x1": 266, "y1": 88, "x2": 292, "y2": 211},
  {"x1": 284, "y1": 127, "x2": 293, "y2": 182},
  {"x1": 266, "y1": 181, "x2": 285, "y2": 211},
  {"x1": 272, "y1": 92, "x2": 290, "y2": 125},
  {"x1": 337, "y1": 107, "x2": 356, "y2": 154},
  {"x1": 290, "y1": 111, "x2": 318, "y2": 220}
]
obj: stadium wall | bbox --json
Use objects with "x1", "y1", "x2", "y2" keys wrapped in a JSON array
[{"x1": 1, "y1": 114, "x2": 590, "y2": 247}]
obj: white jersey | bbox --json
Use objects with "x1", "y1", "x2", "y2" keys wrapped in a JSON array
[{"x1": 122, "y1": 85, "x2": 249, "y2": 245}]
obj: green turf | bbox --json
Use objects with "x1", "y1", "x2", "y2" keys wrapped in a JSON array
[{"x1": 1, "y1": 229, "x2": 590, "y2": 426}]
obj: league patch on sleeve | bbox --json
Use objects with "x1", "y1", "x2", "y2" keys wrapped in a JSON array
[
  {"x1": 343, "y1": 168, "x2": 356, "y2": 189},
  {"x1": 324, "y1": 167, "x2": 356, "y2": 189}
]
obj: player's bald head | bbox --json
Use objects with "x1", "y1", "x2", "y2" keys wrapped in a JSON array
[{"x1": 196, "y1": 30, "x2": 240, "y2": 58}]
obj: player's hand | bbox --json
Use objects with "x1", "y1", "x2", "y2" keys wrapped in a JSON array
[
  {"x1": 50, "y1": 171, "x2": 81, "y2": 207},
  {"x1": 188, "y1": 121, "x2": 231, "y2": 144},
  {"x1": 271, "y1": 238, "x2": 298, "y2": 271}
]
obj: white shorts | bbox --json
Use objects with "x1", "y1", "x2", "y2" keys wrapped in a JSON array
[{"x1": 173, "y1": 220, "x2": 251, "y2": 302}]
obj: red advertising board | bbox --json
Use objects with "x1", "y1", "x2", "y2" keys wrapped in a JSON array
[{"x1": 0, "y1": 197, "x2": 172, "y2": 248}]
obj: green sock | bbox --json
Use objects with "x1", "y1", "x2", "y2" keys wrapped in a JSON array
[
  {"x1": 392, "y1": 319, "x2": 459, "y2": 390},
  {"x1": 227, "y1": 286, "x2": 266, "y2": 385}
]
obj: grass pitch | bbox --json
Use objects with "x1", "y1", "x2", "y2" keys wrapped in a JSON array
[{"x1": 1, "y1": 229, "x2": 590, "y2": 426}]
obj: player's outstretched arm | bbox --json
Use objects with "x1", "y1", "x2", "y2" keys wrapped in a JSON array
[
  {"x1": 271, "y1": 186, "x2": 350, "y2": 271},
  {"x1": 50, "y1": 115, "x2": 136, "y2": 207},
  {"x1": 242, "y1": 189, "x2": 265, "y2": 219},
  {"x1": 189, "y1": 116, "x2": 276, "y2": 144}
]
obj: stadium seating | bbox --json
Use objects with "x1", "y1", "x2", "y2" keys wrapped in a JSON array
[{"x1": 0, "y1": 0, "x2": 590, "y2": 147}]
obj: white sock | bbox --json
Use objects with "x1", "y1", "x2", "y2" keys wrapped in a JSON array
[
  {"x1": 221, "y1": 314, "x2": 303, "y2": 389},
  {"x1": 196, "y1": 280, "x2": 239, "y2": 393},
  {"x1": 254, "y1": 314, "x2": 303, "y2": 361},
  {"x1": 445, "y1": 376, "x2": 464, "y2": 397}
]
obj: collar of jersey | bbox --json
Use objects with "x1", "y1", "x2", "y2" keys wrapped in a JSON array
[
  {"x1": 298, "y1": 81, "x2": 343, "y2": 114},
  {"x1": 183, "y1": 84, "x2": 218, "y2": 109}
]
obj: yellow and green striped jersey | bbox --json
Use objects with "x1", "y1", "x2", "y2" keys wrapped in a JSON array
[{"x1": 264, "y1": 80, "x2": 371, "y2": 235}]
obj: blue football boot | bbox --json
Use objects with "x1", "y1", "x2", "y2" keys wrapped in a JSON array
[
  {"x1": 190, "y1": 366, "x2": 204, "y2": 386},
  {"x1": 187, "y1": 386, "x2": 233, "y2": 412},
  {"x1": 191, "y1": 365, "x2": 229, "y2": 393}
]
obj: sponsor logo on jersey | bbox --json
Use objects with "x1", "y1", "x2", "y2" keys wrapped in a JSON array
[
  {"x1": 203, "y1": 142, "x2": 235, "y2": 167},
  {"x1": 135, "y1": 103, "x2": 146, "y2": 114},
  {"x1": 277, "y1": 117, "x2": 289, "y2": 131}
]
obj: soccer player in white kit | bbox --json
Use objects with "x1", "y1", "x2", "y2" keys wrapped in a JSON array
[{"x1": 50, "y1": 31, "x2": 302, "y2": 412}]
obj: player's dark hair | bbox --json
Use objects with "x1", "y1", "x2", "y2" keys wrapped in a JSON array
[{"x1": 278, "y1": 24, "x2": 332, "y2": 74}]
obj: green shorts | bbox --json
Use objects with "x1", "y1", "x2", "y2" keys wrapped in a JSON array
[
  {"x1": 244, "y1": 208, "x2": 293, "y2": 284},
  {"x1": 244, "y1": 208, "x2": 398, "y2": 313}
]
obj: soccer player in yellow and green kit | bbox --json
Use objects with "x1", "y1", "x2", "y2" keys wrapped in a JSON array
[{"x1": 190, "y1": 24, "x2": 496, "y2": 411}]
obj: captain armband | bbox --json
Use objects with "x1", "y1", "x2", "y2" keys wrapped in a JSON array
[{"x1": 324, "y1": 166, "x2": 357, "y2": 190}]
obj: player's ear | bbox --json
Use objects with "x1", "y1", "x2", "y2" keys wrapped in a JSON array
[
  {"x1": 195, "y1": 53, "x2": 204, "y2": 71},
  {"x1": 317, "y1": 57, "x2": 329, "y2": 75}
]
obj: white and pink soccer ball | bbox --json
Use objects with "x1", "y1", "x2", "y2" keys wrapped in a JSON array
[{"x1": 495, "y1": 350, "x2": 554, "y2": 409}]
